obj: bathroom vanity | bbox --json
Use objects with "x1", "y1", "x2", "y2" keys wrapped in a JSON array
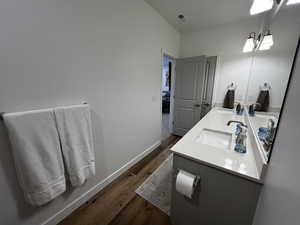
[
  {"x1": 170, "y1": 107, "x2": 266, "y2": 225},
  {"x1": 167, "y1": 1, "x2": 298, "y2": 224}
]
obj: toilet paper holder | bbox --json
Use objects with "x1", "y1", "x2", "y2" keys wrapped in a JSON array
[
  {"x1": 175, "y1": 169, "x2": 201, "y2": 190},
  {"x1": 194, "y1": 175, "x2": 201, "y2": 189}
]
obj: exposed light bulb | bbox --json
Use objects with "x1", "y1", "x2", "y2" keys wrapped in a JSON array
[
  {"x1": 287, "y1": 0, "x2": 300, "y2": 5},
  {"x1": 250, "y1": 0, "x2": 274, "y2": 15}
]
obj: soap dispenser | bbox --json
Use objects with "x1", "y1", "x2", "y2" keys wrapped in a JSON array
[
  {"x1": 234, "y1": 126, "x2": 247, "y2": 153},
  {"x1": 248, "y1": 104, "x2": 255, "y2": 116},
  {"x1": 236, "y1": 103, "x2": 244, "y2": 115}
]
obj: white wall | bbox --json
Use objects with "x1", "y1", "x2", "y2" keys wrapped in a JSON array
[
  {"x1": 216, "y1": 54, "x2": 253, "y2": 105},
  {"x1": 253, "y1": 39, "x2": 299, "y2": 225},
  {"x1": 180, "y1": 19, "x2": 259, "y2": 105},
  {"x1": 0, "y1": 0, "x2": 179, "y2": 225}
]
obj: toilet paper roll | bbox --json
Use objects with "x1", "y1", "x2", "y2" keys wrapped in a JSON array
[{"x1": 175, "y1": 170, "x2": 197, "y2": 198}]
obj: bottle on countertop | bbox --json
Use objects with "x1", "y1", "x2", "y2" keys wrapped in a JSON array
[
  {"x1": 236, "y1": 103, "x2": 241, "y2": 115},
  {"x1": 235, "y1": 126, "x2": 247, "y2": 153},
  {"x1": 236, "y1": 103, "x2": 244, "y2": 115},
  {"x1": 248, "y1": 104, "x2": 255, "y2": 116}
]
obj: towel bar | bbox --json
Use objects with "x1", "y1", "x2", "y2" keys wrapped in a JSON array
[{"x1": 0, "y1": 102, "x2": 88, "y2": 121}]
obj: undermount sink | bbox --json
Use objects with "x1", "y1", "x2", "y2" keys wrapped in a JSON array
[{"x1": 195, "y1": 128, "x2": 233, "y2": 150}]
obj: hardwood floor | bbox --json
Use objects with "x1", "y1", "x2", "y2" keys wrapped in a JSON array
[{"x1": 59, "y1": 135, "x2": 180, "y2": 225}]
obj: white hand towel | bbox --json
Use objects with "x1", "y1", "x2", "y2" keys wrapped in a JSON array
[
  {"x1": 54, "y1": 104, "x2": 95, "y2": 187},
  {"x1": 3, "y1": 109, "x2": 66, "y2": 206}
]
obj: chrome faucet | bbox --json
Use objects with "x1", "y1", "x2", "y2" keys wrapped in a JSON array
[
  {"x1": 227, "y1": 120, "x2": 247, "y2": 153},
  {"x1": 227, "y1": 120, "x2": 248, "y2": 128}
]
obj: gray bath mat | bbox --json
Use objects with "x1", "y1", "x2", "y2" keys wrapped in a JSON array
[{"x1": 135, "y1": 154, "x2": 173, "y2": 215}]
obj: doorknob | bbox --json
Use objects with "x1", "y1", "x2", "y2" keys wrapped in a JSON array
[
  {"x1": 194, "y1": 104, "x2": 201, "y2": 107},
  {"x1": 203, "y1": 103, "x2": 210, "y2": 106}
]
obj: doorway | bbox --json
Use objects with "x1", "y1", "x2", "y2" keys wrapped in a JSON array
[
  {"x1": 161, "y1": 55, "x2": 174, "y2": 140},
  {"x1": 173, "y1": 56, "x2": 217, "y2": 136},
  {"x1": 160, "y1": 54, "x2": 217, "y2": 139}
]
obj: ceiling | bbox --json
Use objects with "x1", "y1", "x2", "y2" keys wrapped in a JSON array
[{"x1": 144, "y1": 0, "x2": 257, "y2": 32}]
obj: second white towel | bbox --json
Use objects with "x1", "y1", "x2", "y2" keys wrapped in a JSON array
[{"x1": 54, "y1": 104, "x2": 95, "y2": 186}]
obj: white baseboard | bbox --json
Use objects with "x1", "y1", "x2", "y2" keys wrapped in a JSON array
[{"x1": 41, "y1": 140, "x2": 161, "y2": 225}]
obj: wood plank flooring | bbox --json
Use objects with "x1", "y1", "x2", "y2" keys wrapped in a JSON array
[{"x1": 59, "y1": 135, "x2": 180, "y2": 225}]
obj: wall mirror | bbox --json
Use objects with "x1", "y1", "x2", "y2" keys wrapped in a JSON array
[{"x1": 245, "y1": 5, "x2": 300, "y2": 162}]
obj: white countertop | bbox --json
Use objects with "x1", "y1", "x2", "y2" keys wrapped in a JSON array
[{"x1": 171, "y1": 107, "x2": 262, "y2": 183}]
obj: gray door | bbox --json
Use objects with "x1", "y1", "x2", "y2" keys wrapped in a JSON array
[{"x1": 173, "y1": 56, "x2": 216, "y2": 136}]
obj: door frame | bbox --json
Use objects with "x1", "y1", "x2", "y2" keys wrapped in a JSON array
[{"x1": 160, "y1": 50, "x2": 176, "y2": 140}]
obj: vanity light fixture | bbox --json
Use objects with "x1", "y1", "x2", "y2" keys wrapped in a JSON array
[
  {"x1": 287, "y1": 0, "x2": 300, "y2": 5},
  {"x1": 250, "y1": 0, "x2": 274, "y2": 15},
  {"x1": 259, "y1": 42, "x2": 272, "y2": 51},
  {"x1": 243, "y1": 32, "x2": 256, "y2": 53},
  {"x1": 259, "y1": 31, "x2": 274, "y2": 51},
  {"x1": 243, "y1": 30, "x2": 274, "y2": 53}
]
